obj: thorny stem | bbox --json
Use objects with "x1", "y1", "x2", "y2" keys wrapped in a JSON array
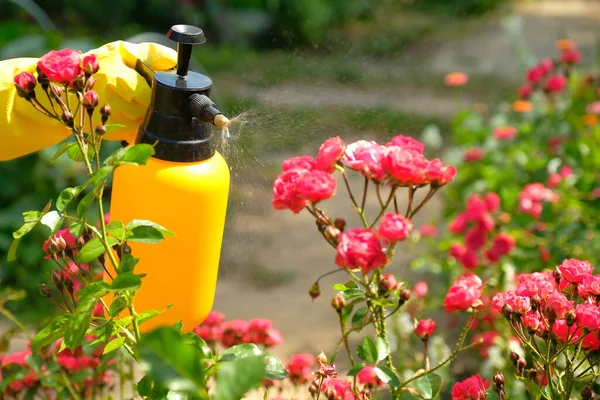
[{"x1": 337, "y1": 312, "x2": 355, "y2": 366}]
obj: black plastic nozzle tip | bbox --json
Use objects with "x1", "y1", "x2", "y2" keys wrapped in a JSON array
[{"x1": 167, "y1": 25, "x2": 207, "y2": 77}]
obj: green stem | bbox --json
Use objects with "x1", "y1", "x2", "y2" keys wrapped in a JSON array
[
  {"x1": 58, "y1": 364, "x2": 83, "y2": 400},
  {"x1": 361, "y1": 177, "x2": 369, "y2": 213},
  {"x1": 128, "y1": 303, "x2": 142, "y2": 355},
  {"x1": 338, "y1": 312, "x2": 355, "y2": 366}
]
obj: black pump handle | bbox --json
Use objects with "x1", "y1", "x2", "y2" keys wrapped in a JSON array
[{"x1": 166, "y1": 24, "x2": 206, "y2": 77}]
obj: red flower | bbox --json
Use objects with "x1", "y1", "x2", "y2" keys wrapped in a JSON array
[
  {"x1": 81, "y1": 54, "x2": 99, "y2": 74},
  {"x1": 297, "y1": 170, "x2": 337, "y2": 203},
  {"x1": 426, "y1": 158, "x2": 456, "y2": 186},
  {"x1": 335, "y1": 228, "x2": 387, "y2": 275},
  {"x1": 13, "y1": 72, "x2": 37, "y2": 95},
  {"x1": 287, "y1": 354, "x2": 315, "y2": 384},
  {"x1": 220, "y1": 320, "x2": 249, "y2": 347},
  {"x1": 282, "y1": 155, "x2": 315, "y2": 172},
  {"x1": 82, "y1": 90, "x2": 99, "y2": 109},
  {"x1": 378, "y1": 213, "x2": 413, "y2": 242},
  {"x1": 204, "y1": 311, "x2": 225, "y2": 325},
  {"x1": 316, "y1": 137, "x2": 345, "y2": 173},
  {"x1": 518, "y1": 84, "x2": 533, "y2": 99},
  {"x1": 552, "y1": 319, "x2": 582, "y2": 343},
  {"x1": 543, "y1": 292, "x2": 574, "y2": 320},
  {"x1": 386, "y1": 135, "x2": 424, "y2": 153},
  {"x1": 272, "y1": 169, "x2": 310, "y2": 213},
  {"x1": 264, "y1": 328, "x2": 283, "y2": 347},
  {"x1": 321, "y1": 378, "x2": 356, "y2": 400},
  {"x1": 2, "y1": 349, "x2": 31, "y2": 367},
  {"x1": 356, "y1": 366, "x2": 383, "y2": 387},
  {"x1": 526, "y1": 65, "x2": 546, "y2": 83},
  {"x1": 382, "y1": 147, "x2": 428, "y2": 185},
  {"x1": 449, "y1": 214, "x2": 467, "y2": 234},
  {"x1": 491, "y1": 291, "x2": 531, "y2": 314},
  {"x1": 545, "y1": 74, "x2": 567, "y2": 92},
  {"x1": 483, "y1": 193, "x2": 500, "y2": 212},
  {"x1": 464, "y1": 147, "x2": 485, "y2": 162},
  {"x1": 493, "y1": 126, "x2": 517, "y2": 140},
  {"x1": 342, "y1": 140, "x2": 386, "y2": 181},
  {"x1": 561, "y1": 49, "x2": 581, "y2": 64},
  {"x1": 490, "y1": 233, "x2": 515, "y2": 256},
  {"x1": 414, "y1": 319, "x2": 437, "y2": 340},
  {"x1": 444, "y1": 274, "x2": 484, "y2": 313},
  {"x1": 451, "y1": 374, "x2": 489, "y2": 400},
  {"x1": 414, "y1": 281, "x2": 429, "y2": 296},
  {"x1": 575, "y1": 303, "x2": 600, "y2": 331},
  {"x1": 547, "y1": 173, "x2": 561, "y2": 188},
  {"x1": 578, "y1": 275, "x2": 600, "y2": 297},
  {"x1": 558, "y1": 259, "x2": 594, "y2": 283},
  {"x1": 419, "y1": 224, "x2": 438, "y2": 237},
  {"x1": 465, "y1": 228, "x2": 487, "y2": 251},
  {"x1": 444, "y1": 72, "x2": 468, "y2": 86},
  {"x1": 582, "y1": 333, "x2": 600, "y2": 350},
  {"x1": 37, "y1": 49, "x2": 82, "y2": 83}
]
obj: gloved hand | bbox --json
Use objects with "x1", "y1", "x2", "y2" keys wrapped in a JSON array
[{"x1": 0, "y1": 41, "x2": 177, "y2": 161}]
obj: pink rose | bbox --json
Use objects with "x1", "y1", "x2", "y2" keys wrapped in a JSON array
[
  {"x1": 582, "y1": 333, "x2": 600, "y2": 350},
  {"x1": 526, "y1": 65, "x2": 546, "y2": 83},
  {"x1": 386, "y1": 135, "x2": 425, "y2": 153},
  {"x1": 335, "y1": 228, "x2": 387, "y2": 275},
  {"x1": 465, "y1": 227, "x2": 487, "y2": 251},
  {"x1": 282, "y1": 155, "x2": 315, "y2": 172},
  {"x1": 220, "y1": 320, "x2": 250, "y2": 347},
  {"x1": 419, "y1": 224, "x2": 438, "y2": 237},
  {"x1": 444, "y1": 274, "x2": 484, "y2": 313},
  {"x1": 545, "y1": 74, "x2": 567, "y2": 92},
  {"x1": 13, "y1": 72, "x2": 37, "y2": 95},
  {"x1": 561, "y1": 49, "x2": 580, "y2": 64},
  {"x1": 287, "y1": 354, "x2": 315, "y2": 384},
  {"x1": 493, "y1": 126, "x2": 517, "y2": 140},
  {"x1": 451, "y1": 374, "x2": 490, "y2": 400},
  {"x1": 558, "y1": 259, "x2": 594, "y2": 283},
  {"x1": 483, "y1": 193, "x2": 500, "y2": 212},
  {"x1": 426, "y1": 158, "x2": 456, "y2": 186},
  {"x1": 321, "y1": 378, "x2": 354, "y2": 399},
  {"x1": 578, "y1": 275, "x2": 600, "y2": 297},
  {"x1": 518, "y1": 84, "x2": 533, "y2": 99},
  {"x1": 464, "y1": 147, "x2": 485, "y2": 162},
  {"x1": 491, "y1": 291, "x2": 531, "y2": 314},
  {"x1": 543, "y1": 292, "x2": 574, "y2": 319},
  {"x1": 264, "y1": 328, "x2": 283, "y2": 347},
  {"x1": 552, "y1": 320, "x2": 582, "y2": 343},
  {"x1": 342, "y1": 140, "x2": 386, "y2": 181},
  {"x1": 414, "y1": 319, "x2": 437, "y2": 340},
  {"x1": 357, "y1": 366, "x2": 383, "y2": 387},
  {"x1": 490, "y1": 233, "x2": 515, "y2": 256},
  {"x1": 204, "y1": 311, "x2": 225, "y2": 325},
  {"x1": 316, "y1": 137, "x2": 345, "y2": 173},
  {"x1": 297, "y1": 170, "x2": 337, "y2": 203},
  {"x1": 378, "y1": 213, "x2": 413, "y2": 242},
  {"x1": 575, "y1": 303, "x2": 600, "y2": 331},
  {"x1": 81, "y1": 54, "x2": 99, "y2": 74},
  {"x1": 414, "y1": 281, "x2": 429, "y2": 296},
  {"x1": 37, "y1": 49, "x2": 82, "y2": 83},
  {"x1": 272, "y1": 169, "x2": 310, "y2": 213},
  {"x1": 382, "y1": 146, "x2": 428, "y2": 185}
]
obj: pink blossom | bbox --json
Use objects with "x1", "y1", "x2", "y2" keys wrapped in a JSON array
[
  {"x1": 578, "y1": 275, "x2": 600, "y2": 297},
  {"x1": 282, "y1": 155, "x2": 315, "y2": 172},
  {"x1": 553, "y1": 320, "x2": 582, "y2": 343},
  {"x1": 378, "y1": 213, "x2": 413, "y2": 242},
  {"x1": 493, "y1": 126, "x2": 517, "y2": 140},
  {"x1": 586, "y1": 101, "x2": 600, "y2": 115},
  {"x1": 414, "y1": 319, "x2": 437, "y2": 340},
  {"x1": 342, "y1": 141, "x2": 386, "y2": 181},
  {"x1": 561, "y1": 49, "x2": 581, "y2": 64},
  {"x1": 543, "y1": 292, "x2": 574, "y2": 319},
  {"x1": 545, "y1": 74, "x2": 567, "y2": 92},
  {"x1": 287, "y1": 354, "x2": 315, "y2": 384},
  {"x1": 444, "y1": 274, "x2": 484, "y2": 313},
  {"x1": 518, "y1": 84, "x2": 533, "y2": 99},
  {"x1": 491, "y1": 291, "x2": 531, "y2": 314},
  {"x1": 382, "y1": 147, "x2": 429, "y2": 185},
  {"x1": 558, "y1": 259, "x2": 594, "y2": 283},
  {"x1": 414, "y1": 281, "x2": 429, "y2": 296},
  {"x1": 575, "y1": 303, "x2": 600, "y2": 331},
  {"x1": 426, "y1": 158, "x2": 457, "y2": 186},
  {"x1": 451, "y1": 374, "x2": 489, "y2": 400},
  {"x1": 386, "y1": 135, "x2": 425, "y2": 153},
  {"x1": 464, "y1": 147, "x2": 485, "y2": 162},
  {"x1": 316, "y1": 137, "x2": 345, "y2": 173},
  {"x1": 81, "y1": 54, "x2": 99, "y2": 74},
  {"x1": 37, "y1": 49, "x2": 82, "y2": 83},
  {"x1": 272, "y1": 169, "x2": 310, "y2": 213},
  {"x1": 297, "y1": 170, "x2": 337, "y2": 203},
  {"x1": 335, "y1": 228, "x2": 387, "y2": 275},
  {"x1": 356, "y1": 366, "x2": 383, "y2": 387},
  {"x1": 483, "y1": 193, "x2": 500, "y2": 212},
  {"x1": 582, "y1": 333, "x2": 600, "y2": 350},
  {"x1": 419, "y1": 224, "x2": 438, "y2": 237}
]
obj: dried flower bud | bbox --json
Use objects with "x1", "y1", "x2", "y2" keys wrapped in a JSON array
[
  {"x1": 72, "y1": 74, "x2": 86, "y2": 92},
  {"x1": 50, "y1": 270, "x2": 64, "y2": 285},
  {"x1": 95, "y1": 125, "x2": 107, "y2": 135},
  {"x1": 308, "y1": 380, "x2": 319, "y2": 396},
  {"x1": 86, "y1": 75, "x2": 96, "y2": 90},
  {"x1": 528, "y1": 369, "x2": 537, "y2": 380},
  {"x1": 36, "y1": 67, "x2": 48, "y2": 86},
  {"x1": 121, "y1": 242, "x2": 132, "y2": 255},
  {"x1": 100, "y1": 104, "x2": 111, "y2": 124},
  {"x1": 331, "y1": 294, "x2": 346, "y2": 311},
  {"x1": 316, "y1": 351, "x2": 328, "y2": 367},
  {"x1": 531, "y1": 295, "x2": 541, "y2": 311},
  {"x1": 399, "y1": 288, "x2": 411, "y2": 302},
  {"x1": 64, "y1": 277, "x2": 74, "y2": 294},
  {"x1": 13, "y1": 72, "x2": 37, "y2": 97},
  {"x1": 62, "y1": 111, "x2": 74, "y2": 127},
  {"x1": 517, "y1": 357, "x2": 527, "y2": 376},
  {"x1": 509, "y1": 351, "x2": 520, "y2": 365},
  {"x1": 502, "y1": 303, "x2": 513, "y2": 317},
  {"x1": 566, "y1": 309, "x2": 577, "y2": 326},
  {"x1": 334, "y1": 218, "x2": 346, "y2": 231},
  {"x1": 493, "y1": 372, "x2": 504, "y2": 387},
  {"x1": 39, "y1": 284, "x2": 52, "y2": 298},
  {"x1": 581, "y1": 386, "x2": 593, "y2": 400},
  {"x1": 309, "y1": 282, "x2": 320, "y2": 300},
  {"x1": 48, "y1": 235, "x2": 67, "y2": 254},
  {"x1": 324, "y1": 226, "x2": 341, "y2": 244},
  {"x1": 553, "y1": 268, "x2": 562, "y2": 283},
  {"x1": 82, "y1": 90, "x2": 99, "y2": 109}
]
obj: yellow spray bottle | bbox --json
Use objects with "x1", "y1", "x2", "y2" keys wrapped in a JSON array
[{"x1": 106, "y1": 25, "x2": 231, "y2": 332}]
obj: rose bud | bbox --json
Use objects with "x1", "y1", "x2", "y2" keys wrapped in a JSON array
[
  {"x1": 100, "y1": 104, "x2": 111, "y2": 124},
  {"x1": 565, "y1": 309, "x2": 577, "y2": 326},
  {"x1": 86, "y1": 75, "x2": 96, "y2": 90},
  {"x1": 50, "y1": 270, "x2": 64, "y2": 285},
  {"x1": 62, "y1": 111, "x2": 74, "y2": 127},
  {"x1": 309, "y1": 282, "x2": 320, "y2": 300},
  {"x1": 39, "y1": 284, "x2": 52, "y2": 298},
  {"x1": 81, "y1": 54, "x2": 99, "y2": 75},
  {"x1": 581, "y1": 387, "x2": 593, "y2": 400},
  {"x1": 334, "y1": 218, "x2": 346, "y2": 231},
  {"x1": 331, "y1": 294, "x2": 346, "y2": 311},
  {"x1": 379, "y1": 273, "x2": 399, "y2": 293},
  {"x1": 82, "y1": 90, "x2": 99, "y2": 109},
  {"x1": 493, "y1": 372, "x2": 504, "y2": 387},
  {"x1": 399, "y1": 288, "x2": 411, "y2": 302},
  {"x1": 509, "y1": 351, "x2": 520, "y2": 365},
  {"x1": 95, "y1": 125, "x2": 107, "y2": 135},
  {"x1": 13, "y1": 72, "x2": 37, "y2": 97},
  {"x1": 414, "y1": 319, "x2": 437, "y2": 341}
]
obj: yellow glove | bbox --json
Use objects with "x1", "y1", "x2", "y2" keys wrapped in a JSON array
[{"x1": 0, "y1": 41, "x2": 177, "y2": 161}]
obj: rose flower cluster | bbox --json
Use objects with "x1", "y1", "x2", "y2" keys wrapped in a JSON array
[
  {"x1": 518, "y1": 183, "x2": 559, "y2": 219},
  {"x1": 449, "y1": 193, "x2": 515, "y2": 269},
  {"x1": 492, "y1": 259, "x2": 600, "y2": 381},
  {"x1": 193, "y1": 311, "x2": 283, "y2": 349}
]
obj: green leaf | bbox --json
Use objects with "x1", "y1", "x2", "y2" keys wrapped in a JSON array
[
  {"x1": 375, "y1": 337, "x2": 390, "y2": 362},
  {"x1": 330, "y1": 283, "x2": 347, "y2": 291},
  {"x1": 376, "y1": 366, "x2": 400, "y2": 388},
  {"x1": 343, "y1": 288, "x2": 366, "y2": 300},
  {"x1": 103, "y1": 337, "x2": 126, "y2": 355},
  {"x1": 76, "y1": 236, "x2": 118, "y2": 263},
  {"x1": 41, "y1": 211, "x2": 63, "y2": 235},
  {"x1": 9, "y1": 201, "x2": 52, "y2": 260},
  {"x1": 31, "y1": 314, "x2": 71, "y2": 353},
  {"x1": 67, "y1": 143, "x2": 95, "y2": 162},
  {"x1": 181, "y1": 333, "x2": 212, "y2": 359},
  {"x1": 106, "y1": 143, "x2": 155, "y2": 166},
  {"x1": 117, "y1": 308, "x2": 168, "y2": 327},
  {"x1": 69, "y1": 221, "x2": 86, "y2": 237},
  {"x1": 56, "y1": 186, "x2": 85, "y2": 212},
  {"x1": 413, "y1": 373, "x2": 443, "y2": 399},
  {"x1": 356, "y1": 337, "x2": 378, "y2": 364},
  {"x1": 220, "y1": 343, "x2": 262, "y2": 362},
  {"x1": 7, "y1": 238, "x2": 20, "y2": 262},
  {"x1": 64, "y1": 282, "x2": 109, "y2": 350},
  {"x1": 351, "y1": 306, "x2": 369, "y2": 330},
  {"x1": 139, "y1": 327, "x2": 207, "y2": 394},
  {"x1": 264, "y1": 354, "x2": 289, "y2": 381},
  {"x1": 347, "y1": 363, "x2": 365, "y2": 376},
  {"x1": 50, "y1": 142, "x2": 77, "y2": 164},
  {"x1": 109, "y1": 296, "x2": 129, "y2": 317},
  {"x1": 126, "y1": 226, "x2": 167, "y2": 244},
  {"x1": 119, "y1": 254, "x2": 140, "y2": 273},
  {"x1": 126, "y1": 220, "x2": 175, "y2": 238},
  {"x1": 214, "y1": 356, "x2": 265, "y2": 400},
  {"x1": 87, "y1": 166, "x2": 113, "y2": 192},
  {"x1": 104, "y1": 124, "x2": 126, "y2": 132},
  {"x1": 110, "y1": 272, "x2": 142, "y2": 291},
  {"x1": 77, "y1": 190, "x2": 96, "y2": 217}
]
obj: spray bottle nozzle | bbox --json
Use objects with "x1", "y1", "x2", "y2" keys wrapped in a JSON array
[
  {"x1": 167, "y1": 25, "x2": 206, "y2": 78},
  {"x1": 189, "y1": 94, "x2": 231, "y2": 130}
]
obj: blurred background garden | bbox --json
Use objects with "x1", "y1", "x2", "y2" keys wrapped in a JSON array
[{"x1": 1, "y1": 0, "x2": 600, "y2": 379}]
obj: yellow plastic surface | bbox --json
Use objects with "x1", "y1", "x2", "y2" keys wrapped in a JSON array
[{"x1": 106, "y1": 151, "x2": 230, "y2": 332}]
